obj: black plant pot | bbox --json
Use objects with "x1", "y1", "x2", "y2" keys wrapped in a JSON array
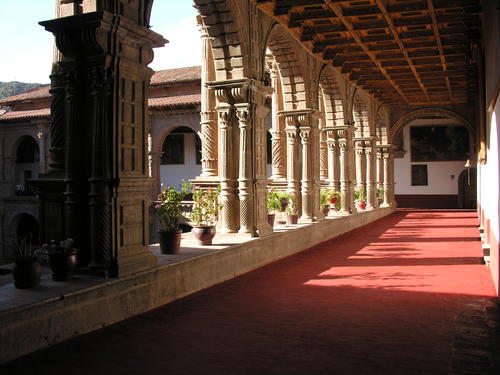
[
  {"x1": 158, "y1": 229, "x2": 182, "y2": 254},
  {"x1": 267, "y1": 214, "x2": 276, "y2": 227},
  {"x1": 47, "y1": 249, "x2": 78, "y2": 281},
  {"x1": 12, "y1": 261, "x2": 42, "y2": 289}
]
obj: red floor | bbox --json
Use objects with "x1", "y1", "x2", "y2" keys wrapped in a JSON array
[{"x1": 3, "y1": 210, "x2": 500, "y2": 374}]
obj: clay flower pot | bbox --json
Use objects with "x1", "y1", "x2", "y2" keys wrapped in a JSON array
[
  {"x1": 158, "y1": 229, "x2": 182, "y2": 254},
  {"x1": 47, "y1": 249, "x2": 78, "y2": 281},
  {"x1": 357, "y1": 201, "x2": 367, "y2": 210},
  {"x1": 287, "y1": 214, "x2": 299, "y2": 225},
  {"x1": 328, "y1": 196, "x2": 338, "y2": 205},
  {"x1": 267, "y1": 213, "x2": 276, "y2": 227},
  {"x1": 192, "y1": 226, "x2": 216, "y2": 245}
]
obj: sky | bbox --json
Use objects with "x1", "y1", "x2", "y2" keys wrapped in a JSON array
[{"x1": 0, "y1": 0, "x2": 201, "y2": 83}]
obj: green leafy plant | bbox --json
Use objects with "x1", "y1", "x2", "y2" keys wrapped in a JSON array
[
  {"x1": 12, "y1": 235, "x2": 41, "y2": 263},
  {"x1": 267, "y1": 189, "x2": 289, "y2": 213},
  {"x1": 284, "y1": 192, "x2": 299, "y2": 215},
  {"x1": 377, "y1": 187, "x2": 385, "y2": 200},
  {"x1": 154, "y1": 182, "x2": 190, "y2": 231},
  {"x1": 188, "y1": 184, "x2": 223, "y2": 227},
  {"x1": 353, "y1": 187, "x2": 366, "y2": 202}
]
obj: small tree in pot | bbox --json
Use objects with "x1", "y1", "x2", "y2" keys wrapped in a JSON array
[
  {"x1": 354, "y1": 187, "x2": 367, "y2": 210},
  {"x1": 12, "y1": 235, "x2": 42, "y2": 289},
  {"x1": 188, "y1": 184, "x2": 222, "y2": 245},
  {"x1": 267, "y1": 189, "x2": 288, "y2": 227},
  {"x1": 284, "y1": 192, "x2": 299, "y2": 225},
  {"x1": 154, "y1": 182, "x2": 189, "y2": 254}
]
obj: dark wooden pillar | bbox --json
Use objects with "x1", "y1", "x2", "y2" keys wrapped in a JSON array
[{"x1": 37, "y1": 8, "x2": 166, "y2": 277}]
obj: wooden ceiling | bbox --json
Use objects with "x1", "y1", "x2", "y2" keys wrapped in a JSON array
[{"x1": 255, "y1": 0, "x2": 482, "y2": 106}]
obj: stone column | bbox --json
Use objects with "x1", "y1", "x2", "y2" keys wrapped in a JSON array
[
  {"x1": 270, "y1": 62, "x2": 286, "y2": 180},
  {"x1": 354, "y1": 139, "x2": 366, "y2": 192},
  {"x1": 319, "y1": 116, "x2": 328, "y2": 181},
  {"x1": 376, "y1": 146, "x2": 383, "y2": 190},
  {"x1": 236, "y1": 104, "x2": 253, "y2": 234},
  {"x1": 199, "y1": 21, "x2": 218, "y2": 177},
  {"x1": 40, "y1": 9, "x2": 166, "y2": 276},
  {"x1": 337, "y1": 126, "x2": 353, "y2": 214},
  {"x1": 325, "y1": 128, "x2": 338, "y2": 191},
  {"x1": 300, "y1": 125, "x2": 313, "y2": 222},
  {"x1": 364, "y1": 138, "x2": 375, "y2": 210},
  {"x1": 284, "y1": 115, "x2": 300, "y2": 212},
  {"x1": 382, "y1": 146, "x2": 391, "y2": 207},
  {"x1": 215, "y1": 103, "x2": 239, "y2": 233},
  {"x1": 35, "y1": 123, "x2": 48, "y2": 173}
]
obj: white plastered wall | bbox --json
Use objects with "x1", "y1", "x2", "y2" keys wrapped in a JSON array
[{"x1": 394, "y1": 118, "x2": 469, "y2": 195}]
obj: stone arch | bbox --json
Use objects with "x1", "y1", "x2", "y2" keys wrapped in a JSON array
[
  {"x1": 12, "y1": 135, "x2": 39, "y2": 161},
  {"x1": 375, "y1": 105, "x2": 389, "y2": 145},
  {"x1": 318, "y1": 65, "x2": 345, "y2": 127},
  {"x1": 265, "y1": 23, "x2": 309, "y2": 110},
  {"x1": 352, "y1": 89, "x2": 369, "y2": 137},
  {"x1": 156, "y1": 124, "x2": 201, "y2": 156},
  {"x1": 193, "y1": 0, "x2": 247, "y2": 81},
  {"x1": 389, "y1": 108, "x2": 476, "y2": 148}
]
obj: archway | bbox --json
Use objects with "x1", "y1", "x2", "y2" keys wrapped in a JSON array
[
  {"x1": 391, "y1": 108, "x2": 474, "y2": 208},
  {"x1": 14, "y1": 135, "x2": 39, "y2": 196},
  {"x1": 159, "y1": 126, "x2": 202, "y2": 189}
]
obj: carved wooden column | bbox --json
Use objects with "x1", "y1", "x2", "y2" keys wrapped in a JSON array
[
  {"x1": 47, "y1": 71, "x2": 65, "y2": 172},
  {"x1": 364, "y1": 138, "x2": 375, "y2": 210},
  {"x1": 270, "y1": 62, "x2": 286, "y2": 180},
  {"x1": 336, "y1": 125, "x2": 353, "y2": 214},
  {"x1": 40, "y1": 9, "x2": 166, "y2": 276},
  {"x1": 199, "y1": 21, "x2": 218, "y2": 177},
  {"x1": 35, "y1": 123, "x2": 48, "y2": 173},
  {"x1": 300, "y1": 125, "x2": 313, "y2": 222}
]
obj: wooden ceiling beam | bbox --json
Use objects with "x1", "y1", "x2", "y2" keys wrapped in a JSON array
[{"x1": 323, "y1": 1, "x2": 410, "y2": 103}]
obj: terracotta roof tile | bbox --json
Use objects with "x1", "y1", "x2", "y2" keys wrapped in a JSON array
[
  {"x1": 0, "y1": 85, "x2": 51, "y2": 105},
  {"x1": 150, "y1": 66, "x2": 201, "y2": 86},
  {"x1": 0, "y1": 108, "x2": 50, "y2": 121},
  {"x1": 148, "y1": 94, "x2": 201, "y2": 109}
]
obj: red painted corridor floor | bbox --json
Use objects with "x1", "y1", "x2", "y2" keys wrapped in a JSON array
[{"x1": 3, "y1": 210, "x2": 500, "y2": 374}]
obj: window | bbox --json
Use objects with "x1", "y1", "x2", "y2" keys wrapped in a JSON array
[
  {"x1": 411, "y1": 165, "x2": 428, "y2": 186},
  {"x1": 161, "y1": 134, "x2": 184, "y2": 164},
  {"x1": 410, "y1": 125, "x2": 469, "y2": 162}
]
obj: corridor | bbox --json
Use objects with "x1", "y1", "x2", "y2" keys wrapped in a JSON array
[{"x1": 2, "y1": 210, "x2": 499, "y2": 374}]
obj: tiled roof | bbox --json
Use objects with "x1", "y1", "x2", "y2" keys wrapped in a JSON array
[
  {"x1": 0, "y1": 85, "x2": 51, "y2": 105},
  {"x1": 0, "y1": 108, "x2": 50, "y2": 121},
  {"x1": 150, "y1": 66, "x2": 201, "y2": 86},
  {"x1": 148, "y1": 94, "x2": 201, "y2": 109}
]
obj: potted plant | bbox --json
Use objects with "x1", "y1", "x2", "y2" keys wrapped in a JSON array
[
  {"x1": 377, "y1": 187, "x2": 385, "y2": 205},
  {"x1": 43, "y1": 238, "x2": 78, "y2": 281},
  {"x1": 321, "y1": 190, "x2": 342, "y2": 215},
  {"x1": 284, "y1": 192, "x2": 299, "y2": 225},
  {"x1": 188, "y1": 184, "x2": 222, "y2": 245},
  {"x1": 154, "y1": 182, "x2": 189, "y2": 254},
  {"x1": 354, "y1": 186, "x2": 367, "y2": 210},
  {"x1": 267, "y1": 189, "x2": 288, "y2": 226},
  {"x1": 11, "y1": 235, "x2": 42, "y2": 289}
]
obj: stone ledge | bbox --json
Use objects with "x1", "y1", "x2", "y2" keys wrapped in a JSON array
[{"x1": 0, "y1": 206, "x2": 395, "y2": 364}]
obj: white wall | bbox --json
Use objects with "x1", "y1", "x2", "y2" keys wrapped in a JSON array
[
  {"x1": 394, "y1": 119, "x2": 469, "y2": 195},
  {"x1": 479, "y1": 97, "x2": 500, "y2": 242},
  {"x1": 159, "y1": 133, "x2": 202, "y2": 189}
]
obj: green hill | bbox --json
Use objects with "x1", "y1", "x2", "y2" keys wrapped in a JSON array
[{"x1": 0, "y1": 82, "x2": 44, "y2": 100}]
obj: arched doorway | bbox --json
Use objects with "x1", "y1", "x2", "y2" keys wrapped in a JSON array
[
  {"x1": 159, "y1": 126, "x2": 202, "y2": 188},
  {"x1": 14, "y1": 136, "x2": 39, "y2": 196},
  {"x1": 391, "y1": 109, "x2": 474, "y2": 209}
]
